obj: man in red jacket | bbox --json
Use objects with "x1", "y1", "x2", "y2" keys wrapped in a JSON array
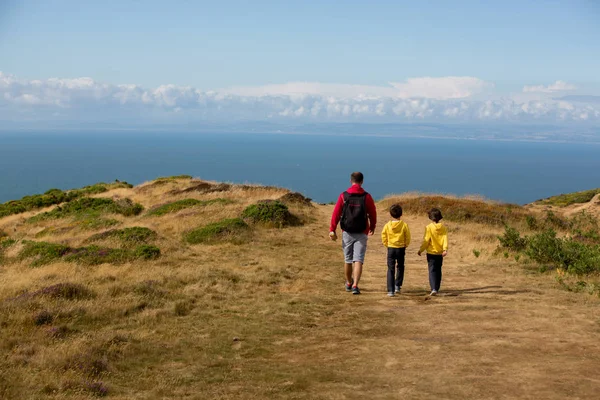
[{"x1": 329, "y1": 172, "x2": 377, "y2": 295}]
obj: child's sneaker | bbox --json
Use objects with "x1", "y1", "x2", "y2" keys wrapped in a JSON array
[
  {"x1": 395, "y1": 286, "x2": 401, "y2": 294},
  {"x1": 387, "y1": 292, "x2": 395, "y2": 297},
  {"x1": 352, "y1": 286, "x2": 361, "y2": 295},
  {"x1": 430, "y1": 290, "x2": 438, "y2": 296}
]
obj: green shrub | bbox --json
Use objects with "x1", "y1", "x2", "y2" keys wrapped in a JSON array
[
  {"x1": 472, "y1": 249, "x2": 481, "y2": 258},
  {"x1": 63, "y1": 246, "x2": 132, "y2": 265},
  {"x1": 147, "y1": 198, "x2": 233, "y2": 216},
  {"x1": 543, "y1": 210, "x2": 569, "y2": 230},
  {"x1": 134, "y1": 245, "x2": 161, "y2": 260},
  {"x1": 537, "y1": 188, "x2": 600, "y2": 207},
  {"x1": 19, "y1": 241, "x2": 71, "y2": 266},
  {"x1": 241, "y1": 200, "x2": 299, "y2": 228},
  {"x1": 526, "y1": 215, "x2": 538, "y2": 230},
  {"x1": 18, "y1": 240, "x2": 160, "y2": 266},
  {"x1": 87, "y1": 227, "x2": 157, "y2": 246},
  {"x1": 184, "y1": 218, "x2": 249, "y2": 244},
  {"x1": 29, "y1": 197, "x2": 143, "y2": 222},
  {"x1": 497, "y1": 226, "x2": 527, "y2": 252},
  {"x1": 0, "y1": 181, "x2": 133, "y2": 218}
]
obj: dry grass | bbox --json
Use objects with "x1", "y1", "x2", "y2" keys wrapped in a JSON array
[{"x1": 1, "y1": 181, "x2": 599, "y2": 399}]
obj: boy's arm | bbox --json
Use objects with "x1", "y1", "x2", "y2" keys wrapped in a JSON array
[
  {"x1": 381, "y1": 223, "x2": 388, "y2": 246},
  {"x1": 405, "y1": 224, "x2": 411, "y2": 247},
  {"x1": 442, "y1": 227, "x2": 449, "y2": 254},
  {"x1": 418, "y1": 226, "x2": 430, "y2": 254},
  {"x1": 329, "y1": 194, "x2": 344, "y2": 233}
]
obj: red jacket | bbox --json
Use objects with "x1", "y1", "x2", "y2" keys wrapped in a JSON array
[{"x1": 330, "y1": 184, "x2": 377, "y2": 234}]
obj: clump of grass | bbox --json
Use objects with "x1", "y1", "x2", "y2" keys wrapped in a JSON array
[
  {"x1": 76, "y1": 217, "x2": 120, "y2": 230},
  {"x1": 29, "y1": 197, "x2": 143, "y2": 222},
  {"x1": 86, "y1": 227, "x2": 157, "y2": 246},
  {"x1": 241, "y1": 200, "x2": 300, "y2": 228},
  {"x1": 498, "y1": 226, "x2": 528, "y2": 252},
  {"x1": 381, "y1": 195, "x2": 530, "y2": 226},
  {"x1": 34, "y1": 283, "x2": 95, "y2": 300},
  {"x1": 47, "y1": 325, "x2": 77, "y2": 339},
  {"x1": 19, "y1": 241, "x2": 71, "y2": 266},
  {"x1": 33, "y1": 310, "x2": 54, "y2": 326},
  {"x1": 536, "y1": 188, "x2": 600, "y2": 207},
  {"x1": 184, "y1": 218, "x2": 249, "y2": 244},
  {"x1": 18, "y1": 240, "x2": 160, "y2": 266},
  {"x1": 154, "y1": 175, "x2": 193, "y2": 183},
  {"x1": 147, "y1": 198, "x2": 233, "y2": 216},
  {"x1": 63, "y1": 246, "x2": 133, "y2": 265},
  {"x1": 279, "y1": 192, "x2": 313, "y2": 207},
  {"x1": 133, "y1": 245, "x2": 161, "y2": 260},
  {"x1": 0, "y1": 181, "x2": 133, "y2": 218},
  {"x1": 472, "y1": 249, "x2": 481, "y2": 258}
]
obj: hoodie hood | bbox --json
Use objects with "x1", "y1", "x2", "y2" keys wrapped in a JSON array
[
  {"x1": 389, "y1": 220, "x2": 406, "y2": 232},
  {"x1": 431, "y1": 222, "x2": 445, "y2": 232},
  {"x1": 346, "y1": 184, "x2": 365, "y2": 194}
]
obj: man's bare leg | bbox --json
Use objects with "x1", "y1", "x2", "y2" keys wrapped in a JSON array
[
  {"x1": 345, "y1": 263, "x2": 353, "y2": 285},
  {"x1": 353, "y1": 261, "x2": 363, "y2": 287}
]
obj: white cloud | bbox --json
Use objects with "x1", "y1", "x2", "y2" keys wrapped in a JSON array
[
  {"x1": 523, "y1": 80, "x2": 577, "y2": 93},
  {"x1": 222, "y1": 76, "x2": 490, "y2": 100},
  {"x1": 0, "y1": 71, "x2": 598, "y2": 124}
]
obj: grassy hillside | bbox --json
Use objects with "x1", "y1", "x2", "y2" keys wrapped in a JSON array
[{"x1": 1, "y1": 179, "x2": 599, "y2": 399}]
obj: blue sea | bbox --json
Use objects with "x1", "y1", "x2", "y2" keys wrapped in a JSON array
[{"x1": 1, "y1": 131, "x2": 599, "y2": 205}]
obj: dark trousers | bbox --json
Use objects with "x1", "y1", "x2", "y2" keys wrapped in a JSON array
[
  {"x1": 387, "y1": 247, "x2": 406, "y2": 292},
  {"x1": 427, "y1": 254, "x2": 443, "y2": 291}
]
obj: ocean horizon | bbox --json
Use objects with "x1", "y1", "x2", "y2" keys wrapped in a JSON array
[{"x1": 1, "y1": 130, "x2": 599, "y2": 205}]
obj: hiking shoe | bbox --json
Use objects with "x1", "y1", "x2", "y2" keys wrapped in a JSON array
[
  {"x1": 430, "y1": 290, "x2": 438, "y2": 296},
  {"x1": 345, "y1": 279, "x2": 353, "y2": 292},
  {"x1": 387, "y1": 292, "x2": 395, "y2": 297},
  {"x1": 395, "y1": 286, "x2": 401, "y2": 294},
  {"x1": 352, "y1": 286, "x2": 361, "y2": 295}
]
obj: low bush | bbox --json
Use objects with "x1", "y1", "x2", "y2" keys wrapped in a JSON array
[
  {"x1": 86, "y1": 227, "x2": 157, "y2": 246},
  {"x1": 34, "y1": 283, "x2": 95, "y2": 300},
  {"x1": 0, "y1": 181, "x2": 133, "y2": 218},
  {"x1": 133, "y1": 245, "x2": 161, "y2": 260},
  {"x1": 19, "y1": 241, "x2": 71, "y2": 266},
  {"x1": 147, "y1": 198, "x2": 233, "y2": 216},
  {"x1": 497, "y1": 226, "x2": 528, "y2": 252},
  {"x1": 29, "y1": 197, "x2": 143, "y2": 222},
  {"x1": 536, "y1": 188, "x2": 600, "y2": 207},
  {"x1": 241, "y1": 200, "x2": 300, "y2": 228},
  {"x1": 279, "y1": 192, "x2": 313, "y2": 207},
  {"x1": 18, "y1": 240, "x2": 160, "y2": 266},
  {"x1": 381, "y1": 195, "x2": 530, "y2": 226},
  {"x1": 498, "y1": 226, "x2": 600, "y2": 276},
  {"x1": 184, "y1": 218, "x2": 249, "y2": 244}
]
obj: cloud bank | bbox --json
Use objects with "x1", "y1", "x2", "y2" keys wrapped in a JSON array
[{"x1": 1, "y1": 72, "x2": 598, "y2": 124}]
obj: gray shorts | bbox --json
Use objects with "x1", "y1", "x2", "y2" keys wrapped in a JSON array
[{"x1": 342, "y1": 231, "x2": 368, "y2": 263}]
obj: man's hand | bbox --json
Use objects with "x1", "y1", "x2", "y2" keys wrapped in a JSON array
[
  {"x1": 368, "y1": 229, "x2": 375, "y2": 236},
  {"x1": 442, "y1": 250, "x2": 448, "y2": 257},
  {"x1": 329, "y1": 231, "x2": 337, "y2": 241}
]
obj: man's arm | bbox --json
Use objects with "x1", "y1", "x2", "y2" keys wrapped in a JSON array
[
  {"x1": 329, "y1": 194, "x2": 344, "y2": 233},
  {"x1": 365, "y1": 193, "x2": 377, "y2": 234}
]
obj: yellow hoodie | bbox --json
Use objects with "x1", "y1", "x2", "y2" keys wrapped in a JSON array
[
  {"x1": 419, "y1": 222, "x2": 448, "y2": 255},
  {"x1": 381, "y1": 220, "x2": 411, "y2": 248}
]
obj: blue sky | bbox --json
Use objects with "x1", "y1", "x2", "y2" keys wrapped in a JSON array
[{"x1": 1, "y1": 0, "x2": 599, "y2": 125}]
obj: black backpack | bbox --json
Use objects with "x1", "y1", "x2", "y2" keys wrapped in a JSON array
[{"x1": 340, "y1": 191, "x2": 368, "y2": 233}]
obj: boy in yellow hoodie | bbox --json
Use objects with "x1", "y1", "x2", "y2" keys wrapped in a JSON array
[
  {"x1": 418, "y1": 208, "x2": 448, "y2": 296},
  {"x1": 381, "y1": 204, "x2": 410, "y2": 297}
]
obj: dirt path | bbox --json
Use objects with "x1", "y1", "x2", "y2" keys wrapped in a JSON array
[{"x1": 310, "y1": 205, "x2": 600, "y2": 399}]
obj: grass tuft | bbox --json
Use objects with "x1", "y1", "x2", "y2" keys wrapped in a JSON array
[
  {"x1": 241, "y1": 200, "x2": 300, "y2": 228},
  {"x1": 147, "y1": 198, "x2": 233, "y2": 216},
  {"x1": 536, "y1": 188, "x2": 600, "y2": 207},
  {"x1": 35, "y1": 283, "x2": 95, "y2": 300},
  {"x1": 86, "y1": 227, "x2": 157, "y2": 246},
  {"x1": 28, "y1": 197, "x2": 143, "y2": 223},
  {"x1": 184, "y1": 218, "x2": 250, "y2": 244}
]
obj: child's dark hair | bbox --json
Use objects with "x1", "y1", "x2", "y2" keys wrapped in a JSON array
[
  {"x1": 428, "y1": 208, "x2": 443, "y2": 222},
  {"x1": 350, "y1": 171, "x2": 364, "y2": 184},
  {"x1": 389, "y1": 204, "x2": 403, "y2": 219}
]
